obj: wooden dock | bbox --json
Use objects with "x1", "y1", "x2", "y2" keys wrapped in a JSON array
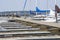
[
  {"x1": 8, "y1": 17, "x2": 60, "y2": 34},
  {"x1": 0, "y1": 36, "x2": 60, "y2": 40},
  {"x1": 13, "y1": 17, "x2": 60, "y2": 28}
]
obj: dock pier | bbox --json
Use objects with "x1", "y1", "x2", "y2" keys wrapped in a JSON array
[{"x1": 11, "y1": 17, "x2": 60, "y2": 34}]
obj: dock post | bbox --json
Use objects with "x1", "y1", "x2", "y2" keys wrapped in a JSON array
[
  {"x1": 55, "y1": 12, "x2": 58, "y2": 23},
  {"x1": 55, "y1": 0, "x2": 58, "y2": 23}
]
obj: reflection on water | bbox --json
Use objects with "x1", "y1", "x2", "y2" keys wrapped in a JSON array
[{"x1": 0, "y1": 26, "x2": 7, "y2": 31}]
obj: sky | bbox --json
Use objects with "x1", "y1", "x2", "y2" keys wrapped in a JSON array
[{"x1": 0, "y1": 0, "x2": 60, "y2": 12}]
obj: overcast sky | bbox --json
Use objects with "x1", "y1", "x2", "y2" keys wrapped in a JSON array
[{"x1": 0, "y1": 0, "x2": 60, "y2": 12}]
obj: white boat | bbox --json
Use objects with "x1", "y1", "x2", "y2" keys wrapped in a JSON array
[
  {"x1": 32, "y1": 10, "x2": 55, "y2": 20},
  {"x1": 32, "y1": 15, "x2": 46, "y2": 20}
]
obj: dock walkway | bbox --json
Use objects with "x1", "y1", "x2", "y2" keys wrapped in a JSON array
[
  {"x1": 0, "y1": 36, "x2": 60, "y2": 40},
  {"x1": 14, "y1": 17, "x2": 60, "y2": 28},
  {"x1": 0, "y1": 31, "x2": 50, "y2": 35},
  {"x1": 13, "y1": 17, "x2": 60, "y2": 28}
]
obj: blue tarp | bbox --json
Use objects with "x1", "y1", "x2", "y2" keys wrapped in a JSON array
[
  {"x1": 30, "y1": 7, "x2": 50, "y2": 15},
  {"x1": 36, "y1": 7, "x2": 50, "y2": 12}
]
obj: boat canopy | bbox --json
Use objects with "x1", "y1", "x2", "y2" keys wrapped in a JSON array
[
  {"x1": 30, "y1": 7, "x2": 50, "y2": 15},
  {"x1": 36, "y1": 7, "x2": 50, "y2": 12}
]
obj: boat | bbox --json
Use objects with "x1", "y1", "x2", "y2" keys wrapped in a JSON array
[{"x1": 32, "y1": 8, "x2": 55, "y2": 21}]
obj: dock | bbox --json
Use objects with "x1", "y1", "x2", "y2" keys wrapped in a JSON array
[
  {"x1": 13, "y1": 17, "x2": 60, "y2": 28},
  {"x1": 0, "y1": 31, "x2": 51, "y2": 35},
  {"x1": 0, "y1": 17, "x2": 59, "y2": 39},
  {"x1": 0, "y1": 36, "x2": 60, "y2": 40},
  {"x1": 9, "y1": 17, "x2": 60, "y2": 34}
]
